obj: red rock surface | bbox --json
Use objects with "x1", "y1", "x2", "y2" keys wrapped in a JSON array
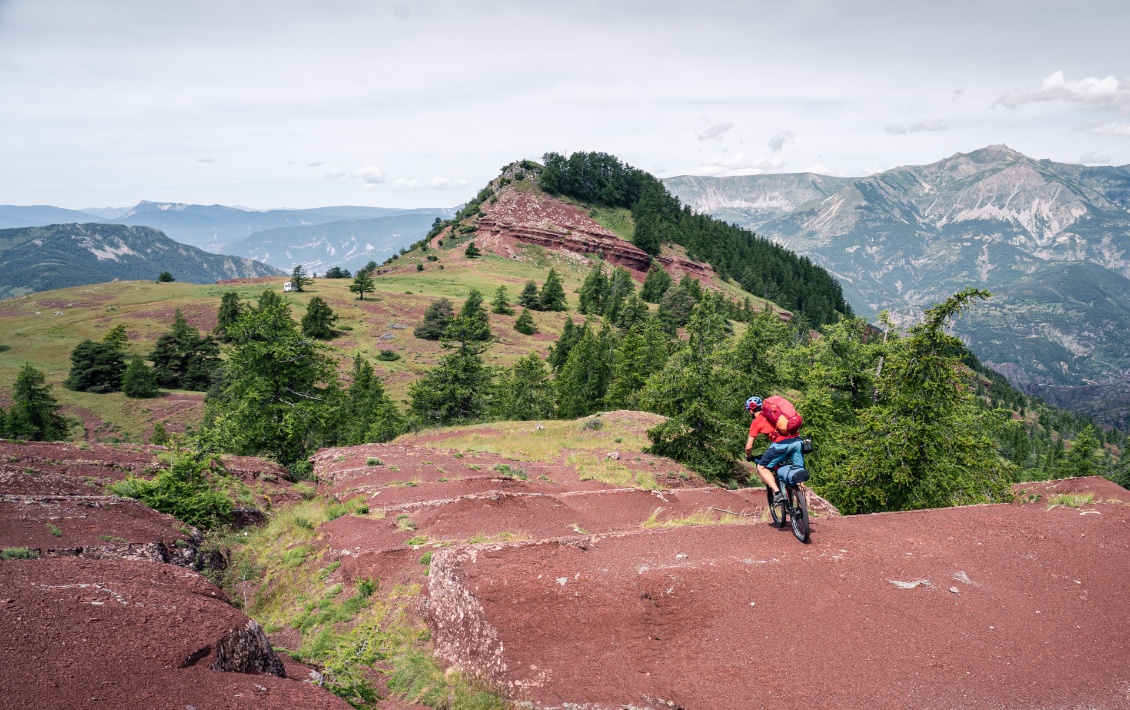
[
  {"x1": 425, "y1": 477, "x2": 1130, "y2": 709},
  {"x1": 0, "y1": 558, "x2": 350, "y2": 709}
]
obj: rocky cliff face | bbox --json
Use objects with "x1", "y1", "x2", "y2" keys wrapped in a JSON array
[{"x1": 665, "y1": 147, "x2": 1130, "y2": 416}]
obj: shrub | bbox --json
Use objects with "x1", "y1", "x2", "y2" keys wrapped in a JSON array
[
  {"x1": 376, "y1": 350, "x2": 401, "y2": 361},
  {"x1": 1, "y1": 547, "x2": 39, "y2": 560},
  {"x1": 108, "y1": 449, "x2": 234, "y2": 530},
  {"x1": 356, "y1": 577, "x2": 377, "y2": 597}
]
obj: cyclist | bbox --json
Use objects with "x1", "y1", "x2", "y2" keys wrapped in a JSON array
[{"x1": 744, "y1": 395, "x2": 804, "y2": 505}]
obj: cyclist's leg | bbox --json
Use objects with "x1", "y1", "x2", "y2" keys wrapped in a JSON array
[
  {"x1": 755, "y1": 463, "x2": 779, "y2": 492},
  {"x1": 787, "y1": 439, "x2": 805, "y2": 469}
]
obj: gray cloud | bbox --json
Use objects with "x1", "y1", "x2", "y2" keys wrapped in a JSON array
[
  {"x1": 353, "y1": 166, "x2": 387, "y2": 188},
  {"x1": 1089, "y1": 121, "x2": 1130, "y2": 137},
  {"x1": 696, "y1": 121, "x2": 734, "y2": 141},
  {"x1": 306, "y1": 161, "x2": 324, "y2": 167},
  {"x1": 886, "y1": 120, "x2": 949, "y2": 135},
  {"x1": 197, "y1": 157, "x2": 215, "y2": 163},
  {"x1": 997, "y1": 71, "x2": 1130, "y2": 112},
  {"x1": 767, "y1": 131, "x2": 795, "y2": 153},
  {"x1": 1079, "y1": 150, "x2": 1111, "y2": 164}
]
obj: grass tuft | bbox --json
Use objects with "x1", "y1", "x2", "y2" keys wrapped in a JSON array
[{"x1": 1047, "y1": 492, "x2": 1095, "y2": 509}]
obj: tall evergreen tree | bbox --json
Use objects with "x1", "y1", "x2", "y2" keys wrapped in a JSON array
[
  {"x1": 548, "y1": 318, "x2": 583, "y2": 372},
  {"x1": 301, "y1": 296, "x2": 338, "y2": 339},
  {"x1": 615, "y1": 293, "x2": 649, "y2": 330},
  {"x1": 414, "y1": 298, "x2": 454, "y2": 340},
  {"x1": 443, "y1": 290, "x2": 492, "y2": 349},
  {"x1": 4, "y1": 364, "x2": 69, "y2": 441},
  {"x1": 213, "y1": 292, "x2": 245, "y2": 342},
  {"x1": 64, "y1": 326, "x2": 128, "y2": 393},
  {"x1": 490, "y1": 286, "x2": 515, "y2": 315},
  {"x1": 122, "y1": 355, "x2": 160, "y2": 398},
  {"x1": 603, "y1": 267, "x2": 636, "y2": 323},
  {"x1": 640, "y1": 263, "x2": 672, "y2": 303},
  {"x1": 606, "y1": 317, "x2": 669, "y2": 410},
  {"x1": 578, "y1": 262, "x2": 609, "y2": 315},
  {"x1": 656, "y1": 282, "x2": 697, "y2": 334},
  {"x1": 150, "y1": 310, "x2": 220, "y2": 391},
  {"x1": 538, "y1": 268, "x2": 568, "y2": 311},
  {"x1": 514, "y1": 308, "x2": 537, "y2": 335},
  {"x1": 464, "y1": 241, "x2": 482, "y2": 258},
  {"x1": 556, "y1": 321, "x2": 616, "y2": 419},
  {"x1": 350, "y1": 271, "x2": 375, "y2": 300},
  {"x1": 342, "y1": 354, "x2": 404, "y2": 444},
  {"x1": 290, "y1": 264, "x2": 313, "y2": 292},
  {"x1": 493, "y1": 353, "x2": 556, "y2": 421},
  {"x1": 518, "y1": 280, "x2": 542, "y2": 310},
  {"x1": 408, "y1": 350, "x2": 492, "y2": 425}
]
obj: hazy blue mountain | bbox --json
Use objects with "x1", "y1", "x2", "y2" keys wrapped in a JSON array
[
  {"x1": 0, "y1": 205, "x2": 106, "y2": 230},
  {"x1": 78, "y1": 206, "x2": 133, "y2": 219},
  {"x1": 225, "y1": 212, "x2": 451, "y2": 272},
  {"x1": 665, "y1": 147, "x2": 1130, "y2": 425},
  {"x1": 0, "y1": 223, "x2": 283, "y2": 300},
  {"x1": 104, "y1": 201, "x2": 455, "y2": 252}
]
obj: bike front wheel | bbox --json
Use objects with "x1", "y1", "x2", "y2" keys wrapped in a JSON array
[
  {"x1": 767, "y1": 486, "x2": 786, "y2": 528},
  {"x1": 788, "y1": 485, "x2": 810, "y2": 543}
]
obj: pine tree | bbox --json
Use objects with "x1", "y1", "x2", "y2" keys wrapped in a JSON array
[
  {"x1": 548, "y1": 318, "x2": 582, "y2": 372},
  {"x1": 443, "y1": 290, "x2": 492, "y2": 349},
  {"x1": 122, "y1": 355, "x2": 160, "y2": 398},
  {"x1": 606, "y1": 318, "x2": 668, "y2": 410},
  {"x1": 615, "y1": 293, "x2": 649, "y2": 330},
  {"x1": 539, "y1": 268, "x2": 568, "y2": 311},
  {"x1": 157, "y1": 271, "x2": 175, "y2": 282},
  {"x1": 4, "y1": 364, "x2": 69, "y2": 441},
  {"x1": 518, "y1": 280, "x2": 541, "y2": 310},
  {"x1": 603, "y1": 267, "x2": 635, "y2": 322},
  {"x1": 493, "y1": 353, "x2": 555, "y2": 421},
  {"x1": 342, "y1": 354, "x2": 405, "y2": 444},
  {"x1": 290, "y1": 264, "x2": 313, "y2": 292},
  {"x1": 213, "y1": 292, "x2": 244, "y2": 342},
  {"x1": 301, "y1": 296, "x2": 338, "y2": 339},
  {"x1": 578, "y1": 262, "x2": 608, "y2": 315},
  {"x1": 408, "y1": 350, "x2": 492, "y2": 425},
  {"x1": 464, "y1": 241, "x2": 482, "y2": 258},
  {"x1": 149, "y1": 421, "x2": 170, "y2": 446},
  {"x1": 640, "y1": 263, "x2": 672, "y2": 303},
  {"x1": 555, "y1": 322, "x2": 616, "y2": 419},
  {"x1": 150, "y1": 310, "x2": 220, "y2": 391},
  {"x1": 514, "y1": 308, "x2": 537, "y2": 335},
  {"x1": 65, "y1": 326, "x2": 128, "y2": 393},
  {"x1": 349, "y1": 271, "x2": 375, "y2": 300},
  {"x1": 656, "y1": 282, "x2": 697, "y2": 334},
  {"x1": 490, "y1": 285, "x2": 514, "y2": 315},
  {"x1": 414, "y1": 298, "x2": 454, "y2": 340}
]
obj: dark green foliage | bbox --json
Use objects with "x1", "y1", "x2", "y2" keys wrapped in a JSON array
[
  {"x1": 375, "y1": 350, "x2": 400, "y2": 361},
  {"x1": 157, "y1": 271, "x2": 175, "y2": 282},
  {"x1": 290, "y1": 264, "x2": 313, "y2": 292},
  {"x1": 341, "y1": 354, "x2": 405, "y2": 445},
  {"x1": 656, "y1": 282, "x2": 697, "y2": 334},
  {"x1": 493, "y1": 353, "x2": 556, "y2": 420},
  {"x1": 213, "y1": 292, "x2": 245, "y2": 342},
  {"x1": 150, "y1": 310, "x2": 220, "y2": 391},
  {"x1": 108, "y1": 449, "x2": 233, "y2": 529},
  {"x1": 416, "y1": 263, "x2": 424, "y2": 272},
  {"x1": 615, "y1": 293, "x2": 649, "y2": 330},
  {"x1": 324, "y1": 266, "x2": 352, "y2": 279},
  {"x1": 443, "y1": 290, "x2": 491, "y2": 349},
  {"x1": 360, "y1": 260, "x2": 378, "y2": 275},
  {"x1": 606, "y1": 317, "x2": 669, "y2": 410},
  {"x1": 642, "y1": 293, "x2": 737, "y2": 481},
  {"x1": 640, "y1": 263, "x2": 672, "y2": 303},
  {"x1": 578, "y1": 262, "x2": 608, "y2": 315},
  {"x1": 203, "y1": 289, "x2": 340, "y2": 464},
  {"x1": 539, "y1": 151, "x2": 851, "y2": 325},
  {"x1": 349, "y1": 271, "x2": 375, "y2": 300},
  {"x1": 2, "y1": 364, "x2": 69, "y2": 441},
  {"x1": 65, "y1": 333, "x2": 127, "y2": 394},
  {"x1": 514, "y1": 308, "x2": 537, "y2": 335},
  {"x1": 548, "y1": 318, "x2": 581, "y2": 372},
  {"x1": 556, "y1": 322, "x2": 616, "y2": 419},
  {"x1": 490, "y1": 286, "x2": 514, "y2": 315},
  {"x1": 464, "y1": 241, "x2": 482, "y2": 258},
  {"x1": 122, "y1": 355, "x2": 160, "y2": 398},
  {"x1": 301, "y1": 296, "x2": 338, "y2": 340},
  {"x1": 408, "y1": 350, "x2": 492, "y2": 426},
  {"x1": 414, "y1": 298, "x2": 454, "y2": 340},
  {"x1": 1056, "y1": 426, "x2": 1104, "y2": 479},
  {"x1": 149, "y1": 421, "x2": 170, "y2": 446},
  {"x1": 538, "y1": 268, "x2": 567, "y2": 311},
  {"x1": 518, "y1": 280, "x2": 541, "y2": 309}
]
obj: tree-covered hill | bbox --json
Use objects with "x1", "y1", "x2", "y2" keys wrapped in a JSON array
[{"x1": 0, "y1": 223, "x2": 283, "y2": 300}]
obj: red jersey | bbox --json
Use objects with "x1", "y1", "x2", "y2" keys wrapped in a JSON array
[{"x1": 749, "y1": 412, "x2": 787, "y2": 443}]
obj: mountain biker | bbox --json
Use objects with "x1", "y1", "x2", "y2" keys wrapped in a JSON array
[{"x1": 744, "y1": 395, "x2": 804, "y2": 505}]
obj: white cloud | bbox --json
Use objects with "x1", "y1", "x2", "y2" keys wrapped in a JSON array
[
  {"x1": 767, "y1": 130, "x2": 794, "y2": 153},
  {"x1": 1089, "y1": 121, "x2": 1130, "y2": 137},
  {"x1": 306, "y1": 161, "x2": 324, "y2": 167},
  {"x1": 1079, "y1": 151, "x2": 1111, "y2": 164},
  {"x1": 197, "y1": 157, "x2": 215, "y2": 163},
  {"x1": 996, "y1": 71, "x2": 1130, "y2": 112},
  {"x1": 696, "y1": 121, "x2": 734, "y2": 141},
  {"x1": 392, "y1": 176, "x2": 469, "y2": 191},
  {"x1": 697, "y1": 152, "x2": 786, "y2": 175},
  {"x1": 886, "y1": 119, "x2": 948, "y2": 135},
  {"x1": 353, "y1": 165, "x2": 387, "y2": 188},
  {"x1": 323, "y1": 171, "x2": 347, "y2": 179}
]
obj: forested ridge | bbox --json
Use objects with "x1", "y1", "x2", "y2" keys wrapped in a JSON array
[{"x1": 538, "y1": 151, "x2": 852, "y2": 327}]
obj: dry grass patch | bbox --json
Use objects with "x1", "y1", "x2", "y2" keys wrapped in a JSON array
[{"x1": 642, "y1": 507, "x2": 749, "y2": 529}]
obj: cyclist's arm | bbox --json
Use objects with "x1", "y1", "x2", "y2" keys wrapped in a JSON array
[{"x1": 744, "y1": 434, "x2": 756, "y2": 461}]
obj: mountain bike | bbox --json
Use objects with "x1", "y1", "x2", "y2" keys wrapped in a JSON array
[{"x1": 752, "y1": 453, "x2": 811, "y2": 544}]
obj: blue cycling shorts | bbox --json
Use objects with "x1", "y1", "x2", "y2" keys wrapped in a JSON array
[{"x1": 760, "y1": 437, "x2": 804, "y2": 470}]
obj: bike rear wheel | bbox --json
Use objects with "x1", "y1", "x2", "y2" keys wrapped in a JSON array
[
  {"x1": 767, "y1": 486, "x2": 786, "y2": 528},
  {"x1": 788, "y1": 485, "x2": 810, "y2": 543}
]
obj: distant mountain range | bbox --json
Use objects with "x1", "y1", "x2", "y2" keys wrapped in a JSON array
[
  {"x1": 0, "y1": 201, "x2": 456, "y2": 270},
  {"x1": 0, "y1": 223, "x2": 282, "y2": 300},
  {"x1": 665, "y1": 146, "x2": 1130, "y2": 426}
]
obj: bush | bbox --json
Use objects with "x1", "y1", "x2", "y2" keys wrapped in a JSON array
[
  {"x1": 108, "y1": 449, "x2": 234, "y2": 530},
  {"x1": 1, "y1": 547, "x2": 39, "y2": 560},
  {"x1": 376, "y1": 350, "x2": 401, "y2": 362}
]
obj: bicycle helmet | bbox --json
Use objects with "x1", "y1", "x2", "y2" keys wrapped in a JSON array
[{"x1": 745, "y1": 395, "x2": 763, "y2": 413}]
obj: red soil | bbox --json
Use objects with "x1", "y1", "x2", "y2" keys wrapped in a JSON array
[
  {"x1": 0, "y1": 558, "x2": 350, "y2": 709},
  {"x1": 425, "y1": 477, "x2": 1130, "y2": 709}
]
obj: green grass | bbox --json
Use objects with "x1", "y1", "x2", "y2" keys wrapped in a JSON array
[
  {"x1": 1047, "y1": 492, "x2": 1096, "y2": 509},
  {"x1": 1, "y1": 547, "x2": 39, "y2": 559},
  {"x1": 46, "y1": 522, "x2": 63, "y2": 537}
]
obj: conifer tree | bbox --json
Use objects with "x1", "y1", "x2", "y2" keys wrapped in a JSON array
[
  {"x1": 490, "y1": 286, "x2": 514, "y2": 315},
  {"x1": 656, "y1": 282, "x2": 697, "y2": 334},
  {"x1": 213, "y1": 292, "x2": 244, "y2": 342},
  {"x1": 414, "y1": 298, "x2": 454, "y2": 340},
  {"x1": 150, "y1": 310, "x2": 220, "y2": 391},
  {"x1": 556, "y1": 321, "x2": 616, "y2": 419},
  {"x1": 514, "y1": 308, "x2": 537, "y2": 335},
  {"x1": 349, "y1": 271, "x2": 375, "y2": 300},
  {"x1": 4, "y1": 364, "x2": 69, "y2": 441},
  {"x1": 640, "y1": 263, "x2": 672, "y2": 303},
  {"x1": 342, "y1": 354, "x2": 405, "y2": 444},
  {"x1": 408, "y1": 350, "x2": 492, "y2": 425},
  {"x1": 606, "y1": 317, "x2": 669, "y2": 410},
  {"x1": 578, "y1": 263, "x2": 608, "y2": 315},
  {"x1": 538, "y1": 268, "x2": 568, "y2": 311},
  {"x1": 603, "y1": 267, "x2": 635, "y2": 323},
  {"x1": 290, "y1": 264, "x2": 313, "y2": 292},
  {"x1": 493, "y1": 353, "x2": 556, "y2": 421},
  {"x1": 548, "y1": 318, "x2": 582, "y2": 372},
  {"x1": 301, "y1": 296, "x2": 338, "y2": 340},
  {"x1": 443, "y1": 290, "x2": 491, "y2": 349},
  {"x1": 518, "y1": 280, "x2": 541, "y2": 310},
  {"x1": 615, "y1": 293, "x2": 649, "y2": 330},
  {"x1": 122, "y1": 355, "x2": 160, "y2": 398},
  {"x1": 65, "y1": 326, "x2": 129, "y2": 393},
  {"x1": 464, "y1": 241, "x2": 482, "y2": 258},
  {"x1": 149, "y1": 421, "x2": 170, "y2": 446}
]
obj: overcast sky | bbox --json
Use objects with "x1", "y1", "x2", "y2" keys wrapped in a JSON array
[{"x1": 2, "y1": 0, "x2": 1129, "y2": 210}]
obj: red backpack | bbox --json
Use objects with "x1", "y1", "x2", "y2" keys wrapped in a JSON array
[{"x1": 762, "y1": 396, "x2": 803, "y2": 437}]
